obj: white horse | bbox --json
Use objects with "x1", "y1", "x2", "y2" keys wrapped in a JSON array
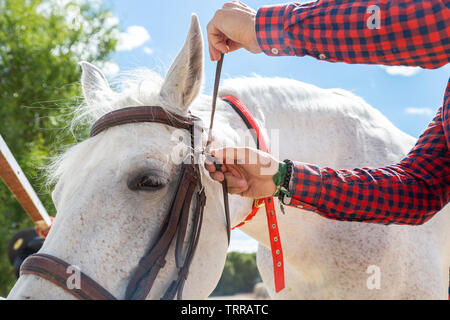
[{"x1": 8, "y1": 15, "x2": 450, "y2": 300}]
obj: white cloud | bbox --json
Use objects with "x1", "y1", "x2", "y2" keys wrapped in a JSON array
[
  {"x1": 117, "y1": 26, "x2": 151, "y2": 52},
  {"x1": 404, "y1": 107, "x2": 434, "y2": 116},
  {"x1": 104, "y1": 16, "x2": 120, "y2": 29},
  {"x1": 143, "y1": 47, "x2": 153, "y2": 55},
  {"x1": 381, "y1": 66, "x2": 421, "y2": 77}
]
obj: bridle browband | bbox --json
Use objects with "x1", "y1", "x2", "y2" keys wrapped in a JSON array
[{"x1": 20, "y1": 105, "x2": 231, "y2": 300}]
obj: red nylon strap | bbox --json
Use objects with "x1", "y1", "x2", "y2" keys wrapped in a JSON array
[{"x1": 222, "y1": 95, "x2": 285, "y2": 293}]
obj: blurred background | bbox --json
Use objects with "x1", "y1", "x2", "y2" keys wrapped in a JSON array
[{"x1": 0, "y1": 0, "x2": 448, "y2": 297}]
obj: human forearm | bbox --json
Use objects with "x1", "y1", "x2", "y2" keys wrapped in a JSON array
[
  {"x1": 284, "y1": 160, "x2": 449, "y2": 225},
  {"x1": 282, "y1": 105, "x2": 450, "y2": 225},
  {"x1": 256, "y1": 0, "x2": 449, "y2": 68}
]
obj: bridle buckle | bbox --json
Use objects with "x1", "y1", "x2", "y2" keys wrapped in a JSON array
[{"x1": 254, "y1": 198, "x2": 265, "y2": 209}]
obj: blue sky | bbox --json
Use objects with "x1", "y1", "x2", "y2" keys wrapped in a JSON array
[{"x1": 105, "y1": 0, "x2": 449, "y2": 252}]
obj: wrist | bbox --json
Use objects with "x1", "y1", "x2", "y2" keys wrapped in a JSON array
[
  {"x1": 272, "y1": 160, "x2": 292, "y2": 197},
  {"x1": 272, "y1": 161, "x2": 287, "y2": 187},
  {"x1": 250, "y1": 16, "x2": 263, "y2": 54},
  {"x1": 255, "y1": 5, "x2": 296, "y2": 56}
]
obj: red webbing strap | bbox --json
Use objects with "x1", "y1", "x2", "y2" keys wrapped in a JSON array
[
  {"x1": 232, "y1": 199, "x2": 263, "y2": 230},
  {"x1": 222, "y1": 95, "x2": 285, "y2": 293}
]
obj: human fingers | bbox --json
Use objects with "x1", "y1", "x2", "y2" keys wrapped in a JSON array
[
  {"x1": 222, "y1": 1, "x2": 238, "y2": 9},
  {"x1": 222, "y1": 1, "x2": 249, "y2": 10},
  {"x1": 204, "y1": 161, "x2": 216, "y2": 173},
  {"x1": 211, "y1": 147, "x2": 259, "y2": 165},
  {"x1": 226, "y1": 39, "x2": 244, "y2": 53},
  {"x1": 223, "y1": 172, "x2": 248, "y2": 194},
  {"x1": 210, "y1": 171, "x2": 225, "y2": 182},
  {"x1": 206, "y1": 14, "x2": 230, "y2": 60}
]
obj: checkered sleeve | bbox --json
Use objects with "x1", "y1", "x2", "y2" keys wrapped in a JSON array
[
  {"x1": 283, "y1": 81, "x2": 450, "y2": 225},
  {"x1": 255, "y1": 0, "x2": 450, "y2": 68}
]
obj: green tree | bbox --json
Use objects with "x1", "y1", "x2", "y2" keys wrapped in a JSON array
[
  {"x1": 0, "y1": 0, "x2": 117, "y2": 296},
  {"x1": 212, "y1": 252, "x2": 261, "y2": 296}
]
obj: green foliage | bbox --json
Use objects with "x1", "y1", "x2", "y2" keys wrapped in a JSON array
[
  {"x1": 211, "y1": 252, "x2": 261, "y2": 296},
  {"x1": 0, "y1": 0, "x2": 117, "y2": 296}
]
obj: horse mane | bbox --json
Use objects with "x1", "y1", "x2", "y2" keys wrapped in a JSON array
[{"x1": 219, "y1": 75, "x2": 374, "y2": 120}]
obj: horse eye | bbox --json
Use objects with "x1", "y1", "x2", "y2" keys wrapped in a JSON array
[{"x1": 128, "y1": 172, "x2": 166, "y2": 191}]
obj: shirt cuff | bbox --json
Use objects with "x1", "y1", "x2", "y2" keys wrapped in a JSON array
[
  {"x1": 255, "y1": 4, "x2": 297, "y2": 57},
  {"x1": 280, "y1": 161, "x2": 323, "y2": 211}
]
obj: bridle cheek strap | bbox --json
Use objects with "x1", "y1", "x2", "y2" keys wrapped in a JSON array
[{"x1": 124, "y1": 164, "x2": 205, "y2": 300}]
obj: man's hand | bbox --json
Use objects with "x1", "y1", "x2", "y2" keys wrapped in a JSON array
[
  {"x1": 205, "y1": 147, "x2": 280, "y2": 198},
  {"x1": 207, "y1": 1, "x2": 262, "y2": 61}
]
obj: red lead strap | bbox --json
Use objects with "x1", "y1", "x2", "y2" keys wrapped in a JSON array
[{"x1": 222, "y1": 95, "x2": 285, "y2": 293}]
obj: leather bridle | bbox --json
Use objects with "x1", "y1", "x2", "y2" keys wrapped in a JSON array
[
  {"x1": 20, "y1": 105, "x2": 231, "y2": 300},
  {"x1": 19, "y1": 55, "x2": 285, "y2": 299}
]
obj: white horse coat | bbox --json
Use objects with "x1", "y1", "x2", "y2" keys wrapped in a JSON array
[{"x1": 8, "y1": 15, "x2": 450, "y2": 300}]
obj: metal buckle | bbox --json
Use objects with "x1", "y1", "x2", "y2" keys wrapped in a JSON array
[{"x1": 253, "y1": 198, "x2": 265, "y2": 208}]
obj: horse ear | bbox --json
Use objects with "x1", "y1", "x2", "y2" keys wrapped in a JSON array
[
  {"x1": 79, "y1": 61, "x2": 113, "y2": 106},
  {"x1": 160, "y1": 14, "x2": 204, "y2": 112}
]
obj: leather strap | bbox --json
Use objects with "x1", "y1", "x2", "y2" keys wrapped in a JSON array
[
  {"x1": 206, "y1": 53, "x2": 225, "y2": 147},
  {"x1": 20, "y1": 253, "x2": 117, "y2": 300},
  {"x1": 222, "y1": 95, "x2": 285, "y2": 293},
  {"x1": 205, "y1": 54, "x2": 231, "y2": 245},
  {"x1": 90, "y1": 106, "x2": 198, "y2": 137},
  {"x1": 163, "y1": 189, "x2": 206, "y2": 300},
  {"x1": 125, "y1": 164, "x2": 202, "y2": 300}
]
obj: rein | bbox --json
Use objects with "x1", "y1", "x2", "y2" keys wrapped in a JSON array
[{"x1": 206, "y1": 54, "x2": 231, "y2": 244}]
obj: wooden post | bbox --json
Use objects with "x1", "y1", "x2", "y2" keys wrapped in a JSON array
[{"x1": 0, "y1": 134, "x2": 51, "y2": 233}]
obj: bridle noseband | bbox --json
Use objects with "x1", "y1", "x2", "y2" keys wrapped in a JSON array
[{"x1": 20, "y1": 105, "x2": 231, "y2": 300}]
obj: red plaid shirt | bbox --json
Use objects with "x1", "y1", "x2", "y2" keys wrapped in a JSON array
[{"x1": 256, "y1": 0, "x2": 450, "y2": 225}]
